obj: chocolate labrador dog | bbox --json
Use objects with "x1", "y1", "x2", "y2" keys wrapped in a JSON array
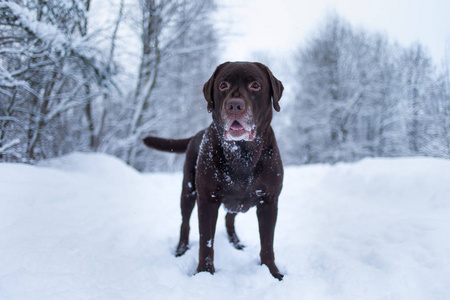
[{"x1": 143, "y1": 62, "x2": 284, "y2": 280}]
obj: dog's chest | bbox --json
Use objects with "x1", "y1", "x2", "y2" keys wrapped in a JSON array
[
  {"x1": 217, "y1": 181, "x2": 262, "y2": 213},
  {"x1": 212, "y1": 162, "x2": 265, "y2": 213},
  {"x1": 197, "y1": 133, "x2": 274, "y2": 213}
]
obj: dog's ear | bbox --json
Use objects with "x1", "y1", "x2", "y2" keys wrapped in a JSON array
[
  {"x1": 255, "y1": 63, "x2": 284, "y2": 112},
  {"x1": 203, "y1": 62, "x2": 230, "y2": 112}
]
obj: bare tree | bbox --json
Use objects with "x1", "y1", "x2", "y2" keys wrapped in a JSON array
[
  {"x1": 105, "y1": 0, "x2": 217, "y2": 169},
  {"x1": 286, "y1": 12, "x2": 449, "y2": 165},
  {"x1": 1, "y1": 0, "x2": 218, "y2": 169},
  {"x1": 0, "y1": 0, "x2": 114, "y2": 161}
]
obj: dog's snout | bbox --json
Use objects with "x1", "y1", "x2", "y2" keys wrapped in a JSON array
[{"x1": 226, "y1": 98, "x2": 246, "y2": 114}]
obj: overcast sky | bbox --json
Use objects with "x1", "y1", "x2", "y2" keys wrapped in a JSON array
[{"x1": 215, "y1": 0, "x2": 450, "y2": 64}]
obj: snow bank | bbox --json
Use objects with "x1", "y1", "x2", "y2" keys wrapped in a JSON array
[
  {"x1": 0, "y1": 154, "x2": 449, "y2": 299},
  {"x1": 38, "y1": 152, "x2": 141, "y2": 183}
]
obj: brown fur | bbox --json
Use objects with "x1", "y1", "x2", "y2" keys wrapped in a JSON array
[{"x1": 143, "y1": 62, "x2": 284, "y2": 280}]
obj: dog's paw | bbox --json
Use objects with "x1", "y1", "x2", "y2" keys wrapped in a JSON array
[
  {"x1": 272, "y1": 272, "x2": 284, "y2": 281},
  {"x1": 228, "y1": 233, "x2": 245, "y2": 250},
  {"x1": 196, "y1": 261, "x2": 215, "y2": 275},
  {"x1": 262, "y1": 261, "x2": 284, "y2": 281},
  {"x1": 233, "y1": 242, "x2": 245, "y2": 250},
  {"x1": 175, "y1": 242, "x2": 189, "y2": 257}
]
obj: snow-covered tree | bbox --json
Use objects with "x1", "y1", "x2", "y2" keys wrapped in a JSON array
[
  {"x1": 286, "y1": 13, "x2": 449, "y2": 165},
  {"x1": 0, "y1": 0, "x2": 113, "y2": 162},
  {"x1": 1, "y1": 0, "x2": 218, "y2": 170},
  {"x1": 101, "y1": 0, "x2": 218, "y2": 171}
]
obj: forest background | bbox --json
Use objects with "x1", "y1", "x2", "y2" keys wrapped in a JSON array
[{"x1": 1, "y1": 0, "x2": 449, "y2": 171}]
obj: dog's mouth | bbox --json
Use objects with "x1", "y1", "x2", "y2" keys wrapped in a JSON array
[{"x1": 224, "y1": 120, "x2": 256, "y2": 141}]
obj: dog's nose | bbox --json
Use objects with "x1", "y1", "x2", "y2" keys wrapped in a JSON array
[{"x1": 226, "y1": 98, "x2": 245, "y2": 114}]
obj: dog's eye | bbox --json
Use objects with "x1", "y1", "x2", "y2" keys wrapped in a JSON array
[
  {"x1": 250, "y1": 81, "x2": 261, "y2": 91},
  {"x1": 219, "y1": 82, "x2": 229, "y2": 91}
]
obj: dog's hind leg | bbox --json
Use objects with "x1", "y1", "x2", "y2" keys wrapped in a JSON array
[
  {"x1": 175, "y1": 187, "x2": 196, "y2": 256},
  {"x1": 173, "y1": 130, "x2": 205, "y2": 257},
  {"x1": 225, "y1": 212, "x2": 245, "y2": 250},
  {"x1": 175, "y1": 180, "x2": 196, "y2": 257},
  {"x1": 175, "y1": 140, "x2": 200, "y2": 257},
  {"x1": 175, "y1": 166, "x2": 197, "y2": 256}
]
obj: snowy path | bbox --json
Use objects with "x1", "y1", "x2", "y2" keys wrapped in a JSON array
[{"x1": 1, "y1": 153, "x2": 449, "y2": 299}]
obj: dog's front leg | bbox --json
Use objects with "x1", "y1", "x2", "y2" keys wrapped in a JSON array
[
  {"x1": 196, "y1": 195, "x2": 220, "y2": 275},
  {"x1": 257, "y1": 199, "x2": 283, "y2": 280}
]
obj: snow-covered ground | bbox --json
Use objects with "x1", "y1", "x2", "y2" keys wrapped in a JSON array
[{"x1": 1, "y1": 153, "x2": 449, "y2": 299}]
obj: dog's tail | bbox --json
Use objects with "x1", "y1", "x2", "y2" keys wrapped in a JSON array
[{"x1": 143, "y1": 136, "x2": 192, "y2": 153}]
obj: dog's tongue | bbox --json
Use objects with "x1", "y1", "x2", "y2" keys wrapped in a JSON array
[{"x1": 230, "y1": 120, "x2": 244, "y2": 130}]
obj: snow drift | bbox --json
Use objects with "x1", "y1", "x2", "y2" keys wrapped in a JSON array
[{"x1": 1, "y1": 153, "x2": 449, "y2": 299}]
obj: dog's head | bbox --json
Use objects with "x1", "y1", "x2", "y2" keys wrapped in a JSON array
[{"x1": 203, "y1": 62, "x2": 283, "y2": 142}]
